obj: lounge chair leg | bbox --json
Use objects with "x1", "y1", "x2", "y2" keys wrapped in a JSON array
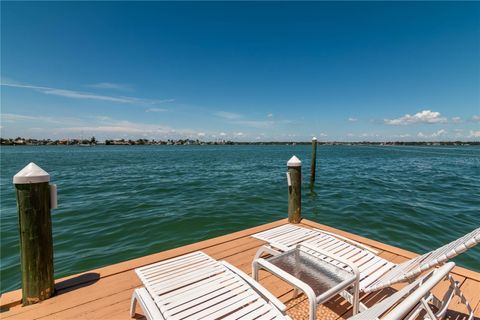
[
  {"x1": 431, "y1": 274, "x2": 474, "y2": 320},
  {"x1": 130, "y1": 290, "x2": 138, "y2": 317}
]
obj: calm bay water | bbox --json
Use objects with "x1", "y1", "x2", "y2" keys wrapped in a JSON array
[{"x1": 1, "y1": 145, "x2": 479, "y2": 293}]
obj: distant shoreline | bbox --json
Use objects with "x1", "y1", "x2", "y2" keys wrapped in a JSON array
[{"x1": 1, "y1": 137, "x2": 479, "y2": 146}]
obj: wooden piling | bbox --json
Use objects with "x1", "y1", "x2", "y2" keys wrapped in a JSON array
[
  {"x1": 287, "y1": 155, "x2": 302, "y2": 223},
  {"x1": 310, "y1": 137, "x2": 317, "y2": 185},
  {"x1": 13, "y1": 163, "x2": 55, "y2": 306}
]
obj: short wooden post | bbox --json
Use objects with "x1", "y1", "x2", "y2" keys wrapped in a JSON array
[
  {"x1": 310, "y1": 137, "x2": 317, "y2": 185},
  {"x1": 13, "y1": 163, "x2": 55, "y2": 305},
  {"x1": 287, "y1": 156, "x2": 302, "y2": 223}
]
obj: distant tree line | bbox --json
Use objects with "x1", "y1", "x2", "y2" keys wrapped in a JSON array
[{"x1": 1, "y1": 137, "x2": 478, "y2": 146}]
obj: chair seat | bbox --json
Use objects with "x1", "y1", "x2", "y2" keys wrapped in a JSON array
[{"x1": 134, "y1": 251, "x2": 287, "y2": 320}]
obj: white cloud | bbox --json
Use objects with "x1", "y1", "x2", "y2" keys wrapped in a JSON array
[
  {"x1": 236, "y1": 132, "x2": 244, "y2": 136},
  {"x1": 267, "y1": 113, "x2": 273, "y2": 118},
  {"x1": 214, "y1": 111, "x2": 243, "y2": 120},
  {"x1": 145, "y1": 108, "x2": 168, "y2": 113},
  {"x1": 219, "y1": 132, "x2": 227, "y2": 136},
  {"x1": 472, "y1": 115, "x2": 480, "y2": 122},
  {"x1": 88, "y1": 82, "x2": 133, "y2": 91},
  {"x1": 417, "y1": 129, "x2": 447, "y2": 138},
  {"x1": 197, "y1": 132, "x2": 206, "y2": 137},
  {"x1": 1, "y1": 81, "x2": 172, "y2": 105},
  {"x1": 235, "y1": 120, "x2": 274, "y2": 128},
  {"x1": 431, "y1": 129, "x2": 447, "y2": 137},
  {"x1": 1, "y1": 113, "x2": 73, "y2": 125},
  {"x1": 384, "y1": 110, "x2": 447, "y2": 125},
  {"x1": 469, "y1": 130, "x2": 480, "y2": 138},
  {"x1": 451, "y1": 117, "x2": 462, "y2": 123},
  {"x1": 348, "y1": 117, "x2": 358, "y2": 122},
  {"x1": 318, "y1": 133, "x2": 327, "y2": 137}
]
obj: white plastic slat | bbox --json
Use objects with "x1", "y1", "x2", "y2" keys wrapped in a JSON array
[
  {"x1": 139, "y1": 255, "x2": 209, "y2": 277},
  {"x1": 253, "y1": 225, "x2": 298, "y2": 241},
  {"x1": 304, "y1": 234, "x2": 335, "y2": 248},
  {"x1": 360, "y1": 260, "x2": 389, "y2": 280},
  {"x1": 337, "y1": 247, "x2": 360, "y2": 260},
  {"x1": 316, "y1": 238, "x2": 344, "y2": 251},
  {"x1": 342, "y1": 248, "x2": 364, "y2": 260},
  {"x1": 270, "y1": 228, "x2": 315, "y2": 244},
  {"x1": 144, "y1": 259, "x2": 217, "y2": 283},
  {"x1": 360, "y1": 262, "x2": 395, "y2": 290},
  {"x1": 149, "y1": 265, "x2": 224, "y2": 296},
  {"x1": 164, "y1": 283, "x2": 249, "y2": 317},
  {"x1": 138, "y1": 252, "x2": 210, "y2": 275},
  {"x1": 350, "y1": 252, "x2": 373, "y2": 267},
  {"x1": 184, "y1": 290, "x2": 256, "y2": 320},
  {"x1": 146, "y1": 262, "x2": 221, "y2": 289},
  {"x1": 267, "y1": 228, "x2": 303, "y2": 242},
  {"x1": 282, "y1": 232, "x2": 319, "y2": 247},
  {"x1": 330, "y1": 242, "x2": 353, "y2": 255},
  {"x1": 323, "y1": 240, "x2": 348, "y2": 253},
  {"x1": 158, "y1": 272, "x2": 233, "y2": 302},
  {"x1": 199, "y1": 291, "x2": 262, "y2": 320},
  {"x1": 358, "y1": 256, "x2": 386, "y2": 273},
  {"x1": 222, "y1": 300, "x2": 268, "y2": 320},
  {"x1": 162, "y1": 276, "x2": 242, "y2": 312}
]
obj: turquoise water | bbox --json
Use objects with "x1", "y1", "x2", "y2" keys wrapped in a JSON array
[{"x1": 1, "y1": 145, "x2": 479, "y2": 293}]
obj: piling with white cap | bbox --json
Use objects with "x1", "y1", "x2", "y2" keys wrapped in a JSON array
[
  {"x1": 310, "y1": 137, "x2": 318, "y2": 185},
  {"x1": 13, "y1": 162, "x2": 55, "y2": 305},
  {"x1": 287, "y1": 155, "x2": 302, "y2": 223}
]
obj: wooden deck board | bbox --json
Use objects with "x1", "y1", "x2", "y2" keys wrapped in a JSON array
[{"x1": 1, "y1": 218, "x2": 478, "y2": 320}]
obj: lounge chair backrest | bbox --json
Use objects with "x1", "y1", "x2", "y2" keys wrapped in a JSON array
[{"x1": 366, "y1": 227, "x2": 480, "y2": 292}]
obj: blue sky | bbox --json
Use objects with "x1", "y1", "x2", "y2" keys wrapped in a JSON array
[{"x1": 1, "y1": 2, "x2": 479, "y2": 141}]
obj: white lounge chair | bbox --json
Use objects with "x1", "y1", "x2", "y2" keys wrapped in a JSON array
[
  {"x1": 130, "y1": 251, "x2": 291, "y2": 320},
  {"x1": 252, "y1": 224, "x2": 479, "y2": 316},
  {"x1": 130, "y1": 252, "x2": 467, "y2": 320}
]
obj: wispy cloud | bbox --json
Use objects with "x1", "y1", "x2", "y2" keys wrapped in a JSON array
[
  {"x1": 417, "y1": 129, "x2": 447, "y2": 138},
  {"x1": 384, "y1": 110, "x2": 447, "y2": 125},
  {"x1": 451, "y1": 116, "x2": 462, "y2": 123},
  {"x1": 234, "y1": 120, "x2": 275, "y2": 128},
  {"x1": 214, "y1": 111, "x2": 243, "y2": 120},
  {"x1": 472, "y1": 115, "x2": 480, "y2": 122},
  {"x1": 1, "y1": 113, "x2": 244, "y2": 140},
  {"x1": 87, "y1": 82, "x2": 133, "y2": 91},
  {"x1": 214, "y1": 111, "x2": 294, "y2": 128},
  {"x1": 1, "y1": 80, "x2": 172, "y2": 105},
  {"x1": 1, "y1": 113, "x2": 71, "y2": 125},
  {"x1": 145, "y1": 108, "x2": 168, "y2": 113},
  {"x1": 469, "y1": 130, "x2": 480, "y2": 138},
  {"x1": 348, "y1": 117, "x2": 358, "y2": 122}
]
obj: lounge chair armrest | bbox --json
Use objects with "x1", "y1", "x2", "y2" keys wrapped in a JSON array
[
  {"x1": 312, "y1": 228, "x2": 379, "y2": 254},
  {"x1": 221, "y1": 260, "x2": 288, "y2": 313}
]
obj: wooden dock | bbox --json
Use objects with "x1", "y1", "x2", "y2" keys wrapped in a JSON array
[{"x1": 1, "y1": 218, "x2": 479, "y2": 319}]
